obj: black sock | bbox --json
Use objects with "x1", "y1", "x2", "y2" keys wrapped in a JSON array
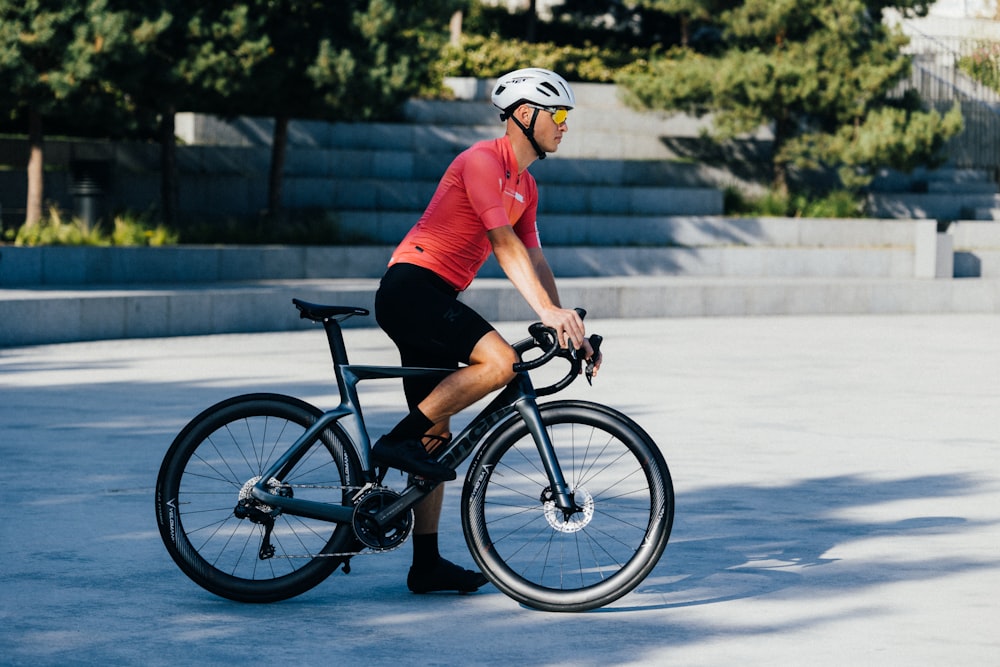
[
  {"x1": 412, "y1": 533, "x2": 440, "y2": 571},
  {"x1": 388, "y1": 408, "x2": 434, "y2": 441}
]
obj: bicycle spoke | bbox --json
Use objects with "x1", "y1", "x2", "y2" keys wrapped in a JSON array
[
  {"x1": 464, "y1": 402, "x2": 673, "y2": 611},
  {"x1": 156, "y1": 395, "x2": 362, "y2": 601}
]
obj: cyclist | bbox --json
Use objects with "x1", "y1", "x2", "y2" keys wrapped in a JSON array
[{"x1": 372, "y1": 67, "x2": 601, "y2": 595}]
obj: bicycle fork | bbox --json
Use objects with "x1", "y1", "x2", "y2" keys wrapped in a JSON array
[{"x1": 513, "y1": 397, "x2": 578, "y2": 515}]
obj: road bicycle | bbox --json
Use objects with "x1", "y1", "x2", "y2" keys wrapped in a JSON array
[{"x1": 155, "y1": 299, "x2": 674, "y2": 612}]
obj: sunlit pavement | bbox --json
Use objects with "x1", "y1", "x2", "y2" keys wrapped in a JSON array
[{"x1": 2, "y1": 313, "x2": 998, "y2": 666}]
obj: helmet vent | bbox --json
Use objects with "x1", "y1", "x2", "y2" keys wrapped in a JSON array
[{"x1": 538, "y1": 82, "x2": 559, "y2": 98}]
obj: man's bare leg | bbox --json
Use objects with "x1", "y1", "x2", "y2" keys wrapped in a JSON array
[
  {"x1": 416, "y1": 331, "x2": 517, "y2": 425},
  {"x1": 414, "y1": 421, "x2": 449, "y2": 536},
  {"x1": 405, "y1": 332, "x2": 516, "y2": 593}
]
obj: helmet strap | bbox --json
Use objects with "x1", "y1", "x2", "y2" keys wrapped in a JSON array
[{"x1": 511, "y1": 107, "x2": 547, "y2": 161}]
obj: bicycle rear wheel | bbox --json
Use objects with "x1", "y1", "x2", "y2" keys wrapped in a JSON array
[
  {"x1": 462, "y1": 400, "x2": 673, "y2": 612},
  {"x1": 155, "y1": 393, "x2": 362, "y2": 602}
]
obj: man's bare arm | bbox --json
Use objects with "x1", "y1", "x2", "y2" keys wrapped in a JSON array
[{"x1": 488, "y1": 226, "x2": 585, "y2": 349}]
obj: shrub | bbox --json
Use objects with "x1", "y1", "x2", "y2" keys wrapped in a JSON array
[
  {"x1": 725, "y1": 187, "x2": 863, "y2": 218},
  {"x1": 12, "y1": 208, "x2": 178, "y2": 247},
  {"x1": 435, "y1": 34, "x2": 651, "y2": 84},
  {"x1": 958, "y1": 41, "x2": 1000, "y2": 94}
]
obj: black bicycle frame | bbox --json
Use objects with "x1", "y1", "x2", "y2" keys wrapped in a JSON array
[{"x1": 249, "y1": 328, "x2": 575, "y2": 529}]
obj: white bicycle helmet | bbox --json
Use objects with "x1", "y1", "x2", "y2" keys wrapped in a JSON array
[
  {"x1": 491, "y1": 68, "x2": 575, "y2": 160},
  {"x1": 491, "y1": 68, "x2": 575, "y2": 120}
]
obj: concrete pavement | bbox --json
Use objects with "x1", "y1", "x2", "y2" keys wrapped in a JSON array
[{"x1": 2, "y1": 313, "x2": 999, "y2": 665}]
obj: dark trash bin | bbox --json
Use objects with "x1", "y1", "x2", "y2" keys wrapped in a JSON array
[{"x1": 70, "y1": 160, "x2": 110, "y2": 227}]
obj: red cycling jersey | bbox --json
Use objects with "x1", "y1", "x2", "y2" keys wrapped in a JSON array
[{"x1": 388, "y1": 135, "x2": 540, "y2": 291}]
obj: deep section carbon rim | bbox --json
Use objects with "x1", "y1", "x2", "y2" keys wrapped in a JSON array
[
  {"x1": 155, "y1": 394, "x2": 360, "y2": 602},
  {"x1": 463, "y1": 401, "x2": 673, "y2": 611}
]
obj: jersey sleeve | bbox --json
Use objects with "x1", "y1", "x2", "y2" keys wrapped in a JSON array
[{"x1": 461, "y1": 149, "x2": 513, "y2": 232}]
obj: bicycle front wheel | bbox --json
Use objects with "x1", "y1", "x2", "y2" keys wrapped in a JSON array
[
  {"x1": 462, "y1": 401, "x2": 673, "y2": 612},
  {"x1": 155, "y1": 393, "x2": 363, "y2": 603}
]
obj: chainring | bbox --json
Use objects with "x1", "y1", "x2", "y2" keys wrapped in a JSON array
[{"x1": 351, "y1": 487, "x2": 413, "y2": 551}]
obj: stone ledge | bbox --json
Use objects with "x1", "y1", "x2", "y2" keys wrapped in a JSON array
[{"x1": 3, "y1": 277, "x2": 998, "y2": 347}]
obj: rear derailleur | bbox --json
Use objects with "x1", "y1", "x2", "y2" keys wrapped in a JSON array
[{"x1": 234, "y1": 476, "x2": 292, "y2": 560}]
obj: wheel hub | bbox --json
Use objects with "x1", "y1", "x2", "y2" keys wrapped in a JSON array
[
  {"x1": 542, "y1": 487, "x2": 594, "y2": 533},
  {"x1": 237, "y1": 476, "x2": 288, "y2": 516}
]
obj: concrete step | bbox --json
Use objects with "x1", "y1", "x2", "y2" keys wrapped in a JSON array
[
  {"x1": 322, "y1": 122, "x2": 690, "y2": 161},
  {"x1": 281, "y1": 148, "x2": 725, "y2": 188},
  {"x1": 1, "y1": 218, "x2": 959, "y2": 287},
  {"x1": 869, "y1": 167, "x2": 996, "y2": 193},
  {"x1": 480, "y1": 246, "x2": 918, "y2": 279},
  {"x1": 927, "y1": 181, "x2": 998, "y2": 195},
  {"x1": 443, "y1": 78, "x2": 644, "y2": 108},
  {"x1": 3, "y1": 276, "x2": 998, "y2": 347},
  {"x1": 401, "y1": 98, "x2": 704, "y2": 137},
  {"x1": 949, "y1": 220, "x2": 1000, "y2": 248},
  {"x1": 0, "y1": 226, "x2": 932, "y2": 287},
  {"x1": 867, "y1": 193, "x2": 1000, "y2": 220},
  {"x1": 332, "y1": 213, "x2": 940, "y2": 248},
  {"x1": 178, "y1": 112, "x2": 701, "y2": 160},
  {"x1": 949, "y1": 220, "x2": 1000, "y2": 277},
  {"x1": 285, "y1": 178, "x2": 723, "y2": 216},
  {"x1": 973, "y1": 208, "x2": 1000, "y2": 221}
]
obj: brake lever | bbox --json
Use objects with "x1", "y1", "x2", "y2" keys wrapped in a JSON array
[{"x1": 585, "y1": 334, "x2": 603, "y2": 385}]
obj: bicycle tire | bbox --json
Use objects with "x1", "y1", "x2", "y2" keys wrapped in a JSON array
[
  {"x1": 155, "y1": 393, "x2": 363, "y2": 602},
  {"x1": 461, "y1": 400, "x2": 673, "y2": 612}
]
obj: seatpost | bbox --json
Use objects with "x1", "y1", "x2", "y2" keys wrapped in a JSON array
[
  {"x1": 321, "y1": 316, "x2": 365, "y2": 416},
  {"x1": 322, "y1": 317, "x2": 350, "y2": 367}
]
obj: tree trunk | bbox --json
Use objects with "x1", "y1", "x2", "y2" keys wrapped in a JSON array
[
  {"x1": 526, "y1": 0, "x2": 537, "y2": 43},
  {"x1": 449, "y1": 10, "x2": 462, "y2": 46},
  {"x1": 268, "y1": 114, "x2": 289, "y2": 219},
  {"x1": 772, "y1": 112, "x2": 791, "y2": 198},
  {"x1": 160, "y1": 104, "x2": 178, "y2": 225},
  {"x1": 26, "y1": 108, "x2": 44, "y2": 225}
]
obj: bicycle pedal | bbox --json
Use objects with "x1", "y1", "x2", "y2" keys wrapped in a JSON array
[{"x1": 407, "y1": 473, "x2": 439, "y2": 491}]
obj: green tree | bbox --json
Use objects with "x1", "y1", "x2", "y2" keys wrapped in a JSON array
[
  {"x1": 0, "y1": 0, "x2": 133, "y2": 224},
  {"x1": 639, "y1": 0, "x2": 733, "y2": 46},
  {"x1": 620, "y1": 0, "x2": 962, "y2": 194},
  {"x1": 113, "y1": 1, "x2": 269, "y2": 224},
  {"x1": 233, "y1": 0, "x2": 461, "y2": 217}
]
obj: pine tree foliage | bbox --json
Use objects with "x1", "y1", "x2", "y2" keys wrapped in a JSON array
[
  {"x1": 620, "y1": 0, "x2": 963, "y2": 192},
  {"x1": 0, "y1": 0, "x2": 142, "y2": 222},
  {"x1": 0, "y1": 0, "x2": 459, "y2": 223}
]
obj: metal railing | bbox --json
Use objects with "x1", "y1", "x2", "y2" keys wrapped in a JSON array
[{"x1": 897, "y1": 29, "x2": 1000, "y2": 178}]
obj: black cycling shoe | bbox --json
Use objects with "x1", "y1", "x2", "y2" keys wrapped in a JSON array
[
  {"x1": 371, "y1": 436, "x2": 456, "y2": 482},
  {"x1": 407, "y1": 558, "x2": 489, "y2": 594}
]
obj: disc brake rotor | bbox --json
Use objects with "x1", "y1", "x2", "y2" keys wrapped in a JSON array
[{"x1": 542, "y1": 487, "x2": 594, "y2": 533}]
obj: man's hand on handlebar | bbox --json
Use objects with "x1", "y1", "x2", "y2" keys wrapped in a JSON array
[
  {"x1": 540, "y1": 306, "x2": 587, "y2": 353},
  {"x1": 580, "y1": 335, "x2": 603, "y2": 381},
  {"x1": 540, "y1": 306, "x2": 602, "y2": 379}
]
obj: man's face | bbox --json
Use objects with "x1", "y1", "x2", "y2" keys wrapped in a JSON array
[{"x1": 518, "y1": 104, "x2": 569, "y2": 153}]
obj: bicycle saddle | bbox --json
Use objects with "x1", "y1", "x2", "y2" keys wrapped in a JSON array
[{"x1": 292, "y1": 299, "x2": 369, "y2": 322}]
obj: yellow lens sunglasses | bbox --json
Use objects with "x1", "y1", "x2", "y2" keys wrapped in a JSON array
[{"x1": 529, "y1": 105, "x2": 569, "y2": 125}]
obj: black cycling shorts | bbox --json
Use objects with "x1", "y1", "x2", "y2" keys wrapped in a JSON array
[{"x1": 375, "y1": 263, "x2": 494, "y2": 408}]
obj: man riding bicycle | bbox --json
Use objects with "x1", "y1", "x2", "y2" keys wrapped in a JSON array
[{"x1": 372, "y1": 67, "x2": 601, "y2": 595}]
